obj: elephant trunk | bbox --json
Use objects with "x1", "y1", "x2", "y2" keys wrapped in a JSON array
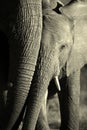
[
  {"x1": 22, "y1": 44, "x2": 59, "y2": 130},
  {"x1": 4, "y1": 0, "x2": 42, "y2": 130},
  {"x1": 59, "y1": 70, "x2": 80, "y2": 130}
]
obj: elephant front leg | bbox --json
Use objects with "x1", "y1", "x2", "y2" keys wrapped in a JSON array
[
  {"x1": 35, "y1": 90, "x2": 50, "y2": 130},
  {"x1": 58, "y1": 70, "x2": 80, "y2": 130}
]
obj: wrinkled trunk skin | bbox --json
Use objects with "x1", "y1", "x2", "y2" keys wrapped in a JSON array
[
  {"x1": 21, "y1": 41, "x2": 80, "y2": 130},
  {"x1": 22, "y1": 37, "x2": 58, "y2": 130},
  {"x1": 2, "y1": 0, "x2": 42, "y2": 130},
  {"x1": 59, "y1": 70, "x2": 80, "y2": 130},
  {"x1": 21, "y1": 25, "x2": 80, "y2": 130},
  {"x1": 35, "y1": 90, "x2": 50, "y2": 130}
]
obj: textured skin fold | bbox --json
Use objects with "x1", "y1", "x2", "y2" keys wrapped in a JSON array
[{"x1": 1, "y1": 0, "x2": 42, "y2": 130}]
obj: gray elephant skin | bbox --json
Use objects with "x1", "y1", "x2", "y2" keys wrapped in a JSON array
[
  {"x1": 0, "y1": 0, "x2": 72, "y2": 130},
  {"x1": 0, "y1": 0, "x2": 86, "y2": 130},
  {"x1": 0, "y1": 0, "x2": 42, "y2": 130},
  {"x1": 33, "y1": 6, "x2": 80, "y2": 130},
  {"x1": 36, "y1": 1, "x2": 87, "y2": 130}
]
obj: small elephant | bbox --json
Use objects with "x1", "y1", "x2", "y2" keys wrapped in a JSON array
[
  {"x1": 35, "y1": 1, "x2": 87, "y2": 130},
  {"x1": 22, "y1": 2, "x2": 80, "y2": 130},
  {"x1": 16, "y1": 1, "x2": 87, "y2": 129}
]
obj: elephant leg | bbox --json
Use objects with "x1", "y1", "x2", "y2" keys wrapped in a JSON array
[
  {"x1": 36, "y1": 90, "x2": 50, "y2": 130},
  {"x1": 58, "y1": 70, "x2": 80, "y2": 130}
]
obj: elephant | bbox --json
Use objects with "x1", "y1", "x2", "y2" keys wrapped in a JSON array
[
  {"x1": 0, "y1": 0, "x2": 42, "y2": 130},
  {"x1": 35, "y1": 0, "x2": 87, "y2": 130},
  {"x1": 21, "y1": 1, "x2": 80, "y2": 130}
]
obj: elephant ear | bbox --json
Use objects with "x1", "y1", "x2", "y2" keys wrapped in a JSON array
[
  {"x1": 66, "y1": 18, "x2": 87, "y2": 76},
  {"x1": 60, "y1": 0, "x2": 87, "y2": 19}
]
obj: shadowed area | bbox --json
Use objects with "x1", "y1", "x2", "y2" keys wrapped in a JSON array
[{"x1": 0, "y1": 31, "x2": 9, "y2": 87}]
